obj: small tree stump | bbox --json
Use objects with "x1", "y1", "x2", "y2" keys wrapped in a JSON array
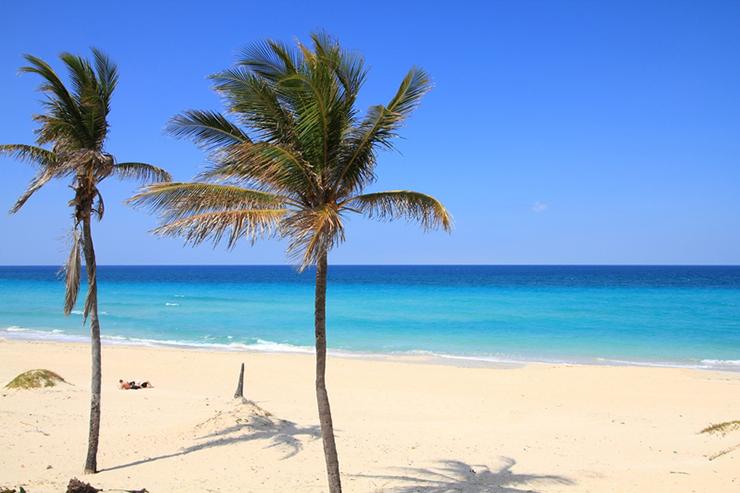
[{"x1": 233, "y1": 362, "x2": 245, "y2": 399}]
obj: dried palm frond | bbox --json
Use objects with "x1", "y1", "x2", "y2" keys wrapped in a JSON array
[{"x1": 63, "y1": 229, "x2": 82, "y2": 315}]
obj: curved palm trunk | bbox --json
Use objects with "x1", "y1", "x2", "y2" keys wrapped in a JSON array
[
  {"x1": 314, "y1": 251, "x2": 342, "y2": 492},
  {"x1": 81, "y1": 217, "x2": 102, "y2": 474}
]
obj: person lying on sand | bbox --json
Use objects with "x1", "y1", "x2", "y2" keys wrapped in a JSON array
[{"x1": 119, "y1": 379, "x2": 153, "y2": 390}]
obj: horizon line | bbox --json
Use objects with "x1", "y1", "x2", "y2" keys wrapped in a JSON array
[{"x1": 1, "y1": 263, "x2": 739, "y2": 268}]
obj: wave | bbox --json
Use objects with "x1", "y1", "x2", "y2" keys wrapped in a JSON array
[
  {"x1": 2, "y1": 325, "x2": 738, "y2": 372},
  {"x1": 164, "y1": 303, "x2": 180, "y2": 307},
  {"x1": 405, "y1": 352, "x2": 740, "y2": 371},
  {"x1": 71, "y1": 310, "x2": 109, "y2": 315},
  {"x1": 699, "y1": 359, "x2": 740, "y2": 368},
  {"x1": 0, "y1": 326, "x2": 313, "y2": 354}
]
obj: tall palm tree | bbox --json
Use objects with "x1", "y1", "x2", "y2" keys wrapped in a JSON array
[
  {"x1": 1, "y1": 50, "x2": 171, "y2": 473},
  {"x1": 129, "y1": 33, "x2": 450, "y2": 492}
]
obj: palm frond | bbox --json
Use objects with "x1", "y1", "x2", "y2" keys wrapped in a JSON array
[
  {"x1": 283, "y1": 205, "x2": 346, "y2": 269},
  {"x1": 235, "y1": 35, "x2": 350, "y2": 174},
  {"x1": 128, "y1": 182, "x2": 289, "y2": 221},
  {"x1": 387, "y1": 67, "x2": 431, "y2": 117},
  {"x1": 10, "y1": 171, "x2": 56, "y2": 213},
  {"x1": 63, "y1": 229, "x2": 82, "y2": 315},
  {"x1": 310, "y1": 31, "x2": 366, "y2": 103},
  {"x1": 91, "y1": 48, "x2": 119, "y2": 103},
  {"x1": 20, "y1": 54, "x2": 83, "y2": 131},
  {"x1": 210, "y1": 68, "x2": 296, "y2": 145},
  {"x1": 237, "y1": 39, "x2": 299, "y2": 83},
  {"x1": 82, "y1": 274, "x2": 97, "y2": 322},
  {"x1": 204, "y1": 142, "x2": 318, "y2": 198},
  {"x1": 0, "y1": 144, "x2": 56, "y2": 168},
  {"x1": 112, "y1": 162, "x2": 172, "y2": 183},
  {"x1": 93, "y1": 189, "x2": 105, "y2": 220},
  {"x1": 281, "y1": 69, "x2": 336, "y2": 173},
  {"x1": 59, "y1": 52, "x2": 107, "y2": 147},
  {"x1": 333, "y1": 67, "x2": 432, "y2": 195},
  {"x1": 59, "y1": 52, "x2": 95, "y2": 102},
  {"x1": 346, "y1": 190, "x2": 452, "y2": 232},
  {"x1": 152, "y1": 209, "x2": 287, "y2": 249},
  {"x1": 167, "y1": 110, "x2": 250, "y2": 151}
]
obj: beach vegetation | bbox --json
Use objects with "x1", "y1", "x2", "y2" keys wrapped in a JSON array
[
  {"x1": 701, "y1": 420, "x2": 740, "y2": 436},
  {"x1": 1, "y1": 50, "x2": 171, "y2": 473},
  {"x1": 701, "y1": 420, "x2": 740, "y2": 460},
  {"x1": 5, "y1": 369, "x2": 66, "y2": 389},
  {"x1": 129, "y1": 32, "x2": 450, "y2": 492}
]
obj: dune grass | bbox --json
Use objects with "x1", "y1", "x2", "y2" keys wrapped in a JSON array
[
  {"x1": 701, "y1": 420, "x2": 740, "y2": 436},
  {"x1": 5, "y1": 369, "x2": 66, "y2": 389},
  {"x1": 701, "y1": 419, "x2": 740, "y2": 461}
]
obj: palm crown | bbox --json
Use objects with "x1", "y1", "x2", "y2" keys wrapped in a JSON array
[
  {"x1": 130, "y1": 33, "x2": 451, "y2": 266},
  {"x1": 1, "y1": 49, "x2": 171, "y2": 313}
]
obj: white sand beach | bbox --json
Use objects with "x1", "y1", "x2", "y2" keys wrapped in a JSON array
[{"x1": 1, "y1": 339, "x2": 739, "y2": 492}]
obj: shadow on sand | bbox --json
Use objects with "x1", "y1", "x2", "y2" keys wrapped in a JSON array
[
  {"x1": 358, "y1": 457, "x2": 574, "y2": 493},
  {"x1": 100, "y1": 400, "x2": 320, "y2": 473}
]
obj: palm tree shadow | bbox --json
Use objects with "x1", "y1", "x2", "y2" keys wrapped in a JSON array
[
  {"x1": 193, "y1": 412, "x2": 321, "y2": 459},
  {"x1": 359, "y1": 457, "x2": 574, "y2": 493},
  {"x1": 100, "y1": 401, "x2": 320, "y2": 473}
]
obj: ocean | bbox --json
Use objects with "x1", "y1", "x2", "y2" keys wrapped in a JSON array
[{"x1": 1, "y1": 265, "x2": 738, "y2": 370}]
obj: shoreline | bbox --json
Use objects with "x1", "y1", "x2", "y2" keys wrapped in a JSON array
[{"x1": 3, "y1": 327, "x2": 739, "y2": 373}]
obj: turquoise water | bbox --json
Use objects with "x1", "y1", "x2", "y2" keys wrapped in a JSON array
[{"x1": 1, "y1": 265, "x2": 739, "y2": 370}]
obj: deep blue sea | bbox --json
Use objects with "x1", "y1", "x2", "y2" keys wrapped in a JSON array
[{"x1": 1, "y1": 265, "x2": 739, "y2": 370}]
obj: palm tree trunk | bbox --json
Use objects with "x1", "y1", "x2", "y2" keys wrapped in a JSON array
[
  {"x1": 314, "y1": 250, "x2": 342, "y2": 492},
  {"x1": 81, "y1": 216, "x2": 102, "y2": 474}
]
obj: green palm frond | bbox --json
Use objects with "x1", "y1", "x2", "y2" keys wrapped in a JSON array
[
  {"x1": 210, "y1": 68, "x2": 296, "y2": 144},
  {"x1": 59, "y1": 52, "x2": 109, "y2": 148},
  {"x1": 91, "y1": 48, "x2": 119, "y2": 103},
  {"x1": 20, "y1": 54, "x2": 83, "y2": 135},
  {"x1": 310, "y1": 31, "x2": 366, "y2": 102},
  {"x1": 334, "y1": 68, "x2": 431, "y2": 195},
  {"x1": 128, "y1": 182, "x2": 289, "y2": 221},
  {"x1": 111, "y1": 162, "x2": 172, "y2": 183},
  {"x1": 237, "y1": 39, "x2": 299, "y2": 83},
  {"x1": 345, "y1": 191, "x2": 452, "y2": 232},
  {"x1": 152, "y1": 209, "x2": 287, "y2": 249},
  {"x1": 168, "y1": 110, "x2": 250, "y2": 151},
  {"x1": 204, "y1": 142, "x2": 319, "y2": 198},
  {"x1": 281, "y1": 66, "x2": 341, "y2": 173},
  {"x1": 59, "y1": 52, "x2": 96, "y2": 102},
  {"x1": 21, "y1": 49, "x2": 116, "y2": 149}
]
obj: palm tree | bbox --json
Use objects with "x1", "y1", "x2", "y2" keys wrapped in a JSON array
[
  {"x1": 1, "y1": 50, "x2": 171, "y2": 473},
  {"x1": 129, "y1": 33, "x2": 451, "y2": 492}
]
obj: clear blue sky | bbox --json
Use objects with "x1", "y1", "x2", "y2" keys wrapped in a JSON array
[{"x1": 1, "y1": 1, "x2": 739, "y2": 265}]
